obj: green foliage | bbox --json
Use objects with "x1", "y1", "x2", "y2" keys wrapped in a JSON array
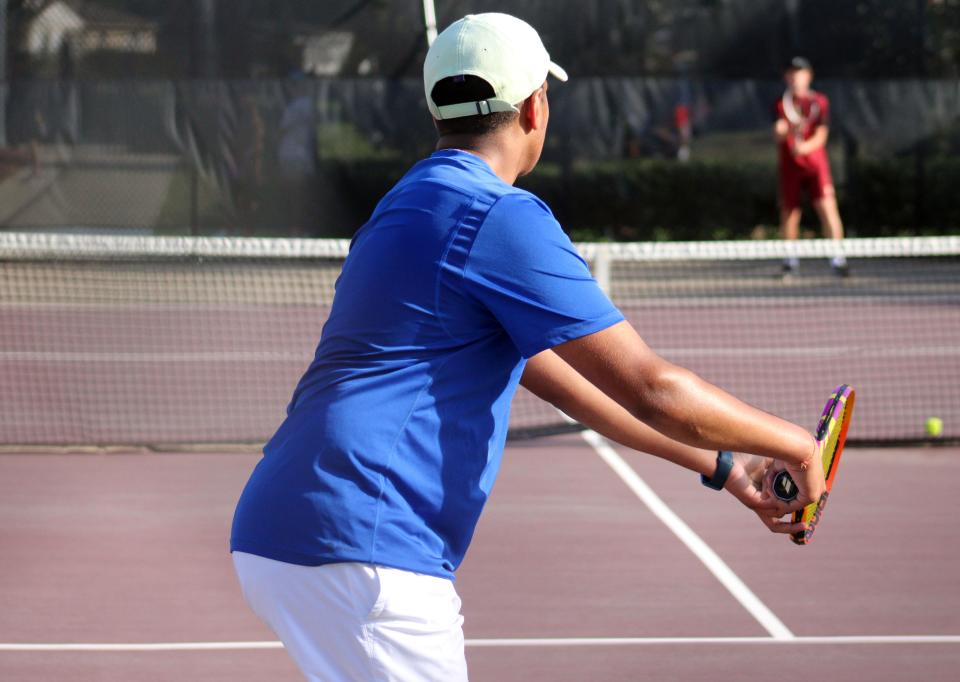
[
  {"x1": 316, "y1": 123, "x2": 401, "y2": 161},
  {"x1": 925, "y1": 157, "x2": 960, "y2": 232},
  {"x1": 846, "y1": 156, "x2": 960, "y2": 236},
  {"x1": 518, "y1": 159, "x2": 779, "y2": 241},
  {"x1": 314, "y1": 156, "x2": 960, "y2": 241},
  {"x1": 154, "y1": 155, "x2": 960, "y2": 239}
]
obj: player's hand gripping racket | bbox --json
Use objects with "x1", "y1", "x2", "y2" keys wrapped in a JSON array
[{"x1": 772, "y1": 385, "x2": 855, "y2": 545}]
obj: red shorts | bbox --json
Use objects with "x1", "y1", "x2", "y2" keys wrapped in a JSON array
[{"x1": 778, "y1": 155, "x2": 834, "y2": 211}]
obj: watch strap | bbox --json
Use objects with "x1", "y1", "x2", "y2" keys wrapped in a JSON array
[{"x1": 700, "y1": 450, "x2": 734, "y2": 490}]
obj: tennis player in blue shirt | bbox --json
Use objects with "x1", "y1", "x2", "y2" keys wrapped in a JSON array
[{"x1": 231, "y1": 13, "x2": 825, "y2": 681}]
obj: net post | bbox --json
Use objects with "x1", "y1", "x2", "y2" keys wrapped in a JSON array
[{"x1": 592, "y1": 246, "x2": 612, "y2": 295}]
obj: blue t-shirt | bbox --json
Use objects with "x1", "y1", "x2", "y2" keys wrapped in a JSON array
[{"x1": 230, "y1": 149, "x2": 623, "y2": 579}]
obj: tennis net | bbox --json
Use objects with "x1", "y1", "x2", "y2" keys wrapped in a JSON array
[{"x1": 2, "y1": 233, "x2": 958, "y2": 446}]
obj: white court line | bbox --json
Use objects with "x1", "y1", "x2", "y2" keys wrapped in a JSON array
[
  {"x1": 3, "y1": 345, "x2": 957, "y2": 363},
  {"x1": 659, "y1": 346, "x2": 960, "y2": 359},
  {"x1": 615, "y1": 294, "x2": 960, "y2": 308},
  {"x1": 580, "y1": 430, "x2": 795, "y2": 640},
  {"x1": 469, "y1": 635, "x2": 960, "y2": 647},
  {"x1": 0, "y1": 351, "x2": 304, "y2": 362},
  {"x1": 2, "y1": 635, "x2": 959, "y2": 652},
  {"x1": 0, "y1": 642, "x2": 284, "y2": 652}
]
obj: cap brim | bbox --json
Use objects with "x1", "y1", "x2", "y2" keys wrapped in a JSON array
[{"x1": 548, "y1": 61, "x2": 568, "y2": 82}]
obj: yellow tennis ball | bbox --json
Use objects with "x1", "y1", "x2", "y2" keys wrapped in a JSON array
[{"x1": 925, "y1": 417, "x2": 943, "y2": 438}]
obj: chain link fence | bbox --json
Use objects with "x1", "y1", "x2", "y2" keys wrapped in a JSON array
[{"x1": 2, "y1": 0, "x2": 958, "y2": 238}]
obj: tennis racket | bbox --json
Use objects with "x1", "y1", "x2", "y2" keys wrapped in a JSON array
[
  {"x1": 781, "y1": 90, "x2": 820, "y2": 149},
  {"x1": 772, "y1": 385, "x2": 855, "y2": 545}
]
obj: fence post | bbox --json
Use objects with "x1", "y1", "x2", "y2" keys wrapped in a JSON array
[
  {"x1": 422, "y1": 0, "x2": 438, "y2": 46},
  {"x1": 0, "y1": 0, "x2": 7, "y2": 147}
]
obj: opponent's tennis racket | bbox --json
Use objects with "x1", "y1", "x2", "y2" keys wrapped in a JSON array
[
  {"x1": 781, "y1": 90, "x2": 820, "y2": 148},
  {"x1": 772, "y1": 385, "x2": 855, "y2": 545}
]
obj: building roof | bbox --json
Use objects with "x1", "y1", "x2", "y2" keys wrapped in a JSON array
[
  {"x1": 23, "y1": 1, "x2": 158, "y2": 57},
  {"x1": 34, "y1": 0, "x2": 157, "y2": 28}
]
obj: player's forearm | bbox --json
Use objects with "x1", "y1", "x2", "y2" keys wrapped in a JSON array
[
  {"x1": 634, "y1": 362, "x2": 814, "y2": 466},
  {"x1": 584, "y1": 409, "x2": 718, "y2": 476},
  {"x1": 554, "y1": 323, "x2": 814, "y2": 467},
  {"x1": 555, "y1": 392, "x2": 718, "y2": 476},
  {"x1": 521, "y1": 351, "x2": 718, "y2": 475},
  {"x1": 799, "y1": 126, "x2": 829, "y2": 154}
]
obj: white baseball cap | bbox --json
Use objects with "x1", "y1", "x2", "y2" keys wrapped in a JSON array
[{"x1": 423, "y1": 13, "x2": 568, "y2": 121}]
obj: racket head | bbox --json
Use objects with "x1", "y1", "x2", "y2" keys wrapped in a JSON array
[
  {"x1": 782, "y1": 91, "x2": 820, "y2": 146},
  {"x1": 790, "y1": 384, "x2": 856, "y2": 545},
  {"x1": 782, "y1": 91, "x2": 800, "y2": 124}
]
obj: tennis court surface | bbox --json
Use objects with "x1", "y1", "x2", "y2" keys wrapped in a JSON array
[
  {"x1": 1, "y1": 438, "x2": 958, "y2": 681},
  {"x1": 2, "y1": 233, "x2": 959, "y2": 680}
]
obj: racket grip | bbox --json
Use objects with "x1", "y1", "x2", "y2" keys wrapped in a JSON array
[{"x1": 772, "y1": 470, "x2": 799, "y2": 502}]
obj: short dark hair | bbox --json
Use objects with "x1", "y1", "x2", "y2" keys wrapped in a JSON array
[
  {"x1": 786, "y1": 56, "x2": 813, "y2": 72},
  {"x1": 430, "y1": 75, "x2": 518, "y2": 136}
]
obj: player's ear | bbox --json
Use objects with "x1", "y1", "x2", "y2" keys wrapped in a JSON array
[
  {"x1": 520, "y1": 84, "x2": 546, "y2": 131},
  {"x1": 519, "y1": 93, "x2": 537, "y2": 131}
]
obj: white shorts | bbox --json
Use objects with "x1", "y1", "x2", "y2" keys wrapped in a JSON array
[{"x1": 232, "y1": 552, "x2": 468, "y2": 682}]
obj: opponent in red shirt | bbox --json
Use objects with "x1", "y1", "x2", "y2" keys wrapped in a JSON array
[{"x1": 774, "y1": 57, "x2": 848, "y2": 277}]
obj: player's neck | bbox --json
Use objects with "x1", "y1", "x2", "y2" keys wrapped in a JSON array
[{"x1": 436, "y1": 133, "x2": 527, "y2": 185}]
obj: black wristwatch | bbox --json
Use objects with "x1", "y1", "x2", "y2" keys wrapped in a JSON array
[{"x1": 700, "y1": 451, "x2": 734, "y2": 490}]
